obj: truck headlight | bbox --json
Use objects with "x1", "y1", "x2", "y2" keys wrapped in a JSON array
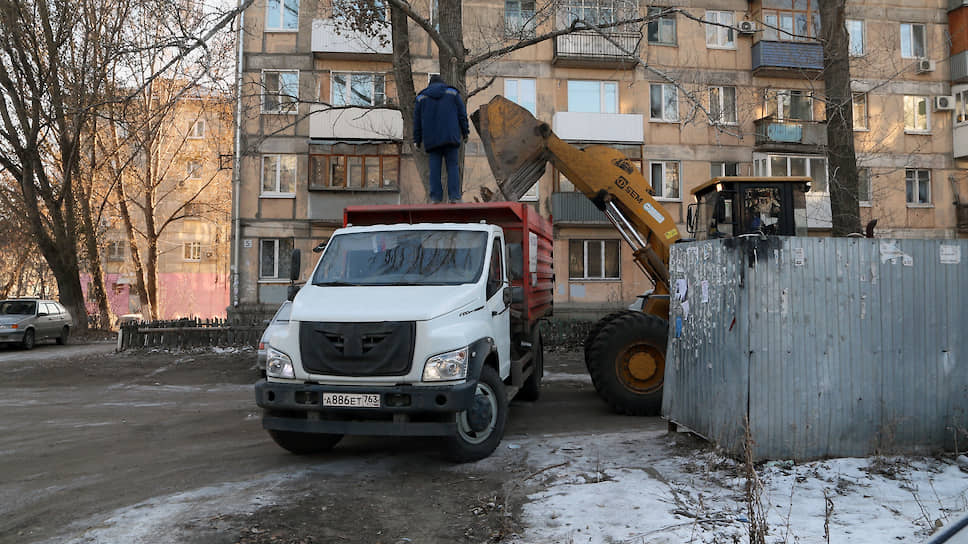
[
  {"x1": 266, "y1": 347, "x2": 295, "y2": 379},
  {"x1": 422, "y1": 347, "x2": 468, "y2": 382}
]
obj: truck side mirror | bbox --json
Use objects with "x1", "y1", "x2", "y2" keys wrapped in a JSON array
[
  {"x1": 686, "y1": 204, "x2": 697, "y2": 234},
  {"x1": 503, "y1": 287, "x2": 512, "y2": 307},
  {"x1": 289, "y1": 249, "x2": 301, "y2": 282}
]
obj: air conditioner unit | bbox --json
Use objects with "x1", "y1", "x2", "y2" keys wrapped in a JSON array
[
  {"x1": 917, "y1": 58, "x2": 936, "y2": 73},
  {"x1": 935, "y1": 95, "x2": 955, "y2": 111},
  {"x1": 737, "y1": 20, "x2": 756, "y2": 34}
]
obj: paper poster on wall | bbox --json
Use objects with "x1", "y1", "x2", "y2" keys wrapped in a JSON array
[
  {"x1": 793, "y1": 247, "x2": 805, "y2": 266},
  {"x1": 675, "y1": 279, "x2": 688, "y2": 301},
  {"x1": 940, "y1": 245, "x2": 961, "y2": 264},
  {"x1": 902, "y1": 255, "x2": 913, "y2": 267},
  {"x1": 701, "y1": 280, "x2": 710, "y2": 303}
]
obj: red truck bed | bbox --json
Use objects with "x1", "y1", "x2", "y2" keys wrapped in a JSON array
[{"x1": 343, "y1": 202, "x2": 553, "y2": 329}]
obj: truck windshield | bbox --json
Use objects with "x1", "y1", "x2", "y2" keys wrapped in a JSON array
[{"x1": 312, "y1": 230, "x2": 489, "y2": 286}]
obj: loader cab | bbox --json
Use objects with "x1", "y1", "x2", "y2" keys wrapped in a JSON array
[{"x1": 686, "y1": 177, "x2": 811, "y2": 241}]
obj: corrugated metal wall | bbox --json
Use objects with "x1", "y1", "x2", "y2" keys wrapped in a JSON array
[{"x1": 663, "y1": 236, "x2": 968, "y2": 460}]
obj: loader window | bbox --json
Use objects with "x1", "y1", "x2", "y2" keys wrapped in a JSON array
[
  {"x1": 743, "y1": 187, "x2": 783, "y2": 235},
  {"x1": 713, "y1": 193, "x2": 735, "y2": 237}
]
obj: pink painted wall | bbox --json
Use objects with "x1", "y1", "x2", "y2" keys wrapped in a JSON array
[{"x1": 81, "y1": 273, "x2": 228, "y2": 321}]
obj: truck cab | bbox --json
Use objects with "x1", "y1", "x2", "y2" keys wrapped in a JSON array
[
  {"x1": 686, "y1": 176, "x2": 812, "y2": 240},
  {"x1": 255, "y1": 203, "x2": 552, "y2": 462}
]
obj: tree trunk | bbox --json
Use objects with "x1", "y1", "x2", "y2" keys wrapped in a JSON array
[
  {"x1": 390, "y1": 5, "x2": 430, "y2": 195},
  {"x1": 114, "y1": 180, "x2": 152, "y2": 318},
  {"x1": 77, "y1": 118, "x2": 113, "y2": 329},
  {"x1": 819, "y1": 0, "x2": 862, "y2": 236}
]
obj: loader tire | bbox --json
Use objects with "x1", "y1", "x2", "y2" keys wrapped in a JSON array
[
  {"x1": 583, "y1": 311, "x2": 628, "y2": 373},
  {"x1": 586, "y1": 312, "x2": 668, "y2": 416}
]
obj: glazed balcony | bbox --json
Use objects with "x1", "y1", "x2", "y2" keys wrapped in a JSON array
[
  {"x1": 309, "y1": 105, "x2": 402, "y2": 140},
  {"x1": 553, "y1": 31, "x2": 640, "y2": 68},
  {"x1": 752, "y1": 40, "x2": 823, "y2": 77},
  {"x1": 312, "y1": 18, "x2": 392, "y2": 60},
  {"x1": 754, "y1": 117, "x2": 827, "y2": 153},
  {"x1": 551, "y1": 191, "x2": 609, "y2": 224}
]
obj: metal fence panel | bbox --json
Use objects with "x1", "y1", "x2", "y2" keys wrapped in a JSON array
[{"x1": 665, "y1": 236, "x2": 968, "y2": 460}]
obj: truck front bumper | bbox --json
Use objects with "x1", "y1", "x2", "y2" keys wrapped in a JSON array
[{"x1": 255, "y1": 379, "x2": 478, "y2": 437}]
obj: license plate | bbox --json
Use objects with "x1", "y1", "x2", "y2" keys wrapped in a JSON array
[{"x1": 322, "y1": 392, "x2": 380, "y2": 408}]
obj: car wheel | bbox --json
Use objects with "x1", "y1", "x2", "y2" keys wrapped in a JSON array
[
  {"x1": 56, "y1": 326, "x2": 70, "y2": 345},
  {"x1": 443, "y1": 365, "x2": 508, "y2": 463},
  {"x1": 21, "y1": 329, "x2": 35, "y2": 350}
]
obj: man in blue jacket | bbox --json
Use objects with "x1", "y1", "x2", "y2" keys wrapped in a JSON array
[{"x1": 414, "y1": 75, "x2": 469, "y2": 203}]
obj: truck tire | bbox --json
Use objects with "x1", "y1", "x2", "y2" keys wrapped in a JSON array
[
  {"x1": 56, "y1": 326, "x2": 70, "y2": 345},
  {"x1": 267, "y1": 429, "x2": 343, "y2": 455},
  {"x1": 443, "y1": 365, "x2": 507, "y2": 462},
  {"x1": 517, "y1": 330, "x2": 543, "y2": 401},
  {"x1": 586, "y1": 312, "x2": 668, "y2": 416},
  {"x1": 583, "y1": 311, "x2": 628, "y2": 373},
  {"x1": 21, "y1": 329, "x2": 35, "y2": 350}
]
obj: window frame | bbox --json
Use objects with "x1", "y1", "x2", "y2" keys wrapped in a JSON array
[
  {"x1": 186, "y1": 161, "x2": 203, "y2": 180},
  {"x1": 261, "y1": 154, "x2": 297, "y2": 197},
  {"x1": 900, "y1": 23, "x2": 926, "y2": 59},
  {"x1": 847, "y1": 19, "x2": 865, "y2": 56},
  {"x1": 905, "y1": 168, "x2": 931, "y2": 206},
  {"x1": 309, "y1": 153, "x2": 400, "y2": 191},
  {"x1": 504, "y1": 77, "x2": 537, "y2": 115},
  {"x1": 903, "y1": 95, "x2": 931, "y2": 133},
  {"x1": 567, "y1": 80, "x2": 618, "y2": 113},
  {"x1": 188, "y1": 119, "x2": 205, "y2": 139},
  {"x1": 761, "y1": 4, "x2": 819, "y2": 42},
  {"x1": 568, "y1": 239, "x2": 621, "y2": 280},
  {"x1": 265, "y1": 0, "x2": 299, "y2": 32},
  {"x1": 858, "y1": 167, "x2": 872, "y2": 207},
  {"x1": 649, "y1": 83, "x2": 679, "y2": 122},
  {"x1": 261, "y1": 70, "x2": 299, "y2": 114},
  {"x1": 709, "y1": 85, "x2": 737, "y2": 125},
  {"x1": 710, "y1": 162, "x2": 739, "y2": 177},
  {"x1": 649, "y1": 160, "x2": 682, "y2": 201},
  {"x1": 764, "y1": 89, "x2": 814, "y2": 122},
  {"x1": 259, "y1": 238, "x2": 294, "y2": 280},
  {"x1": 183, "y1": 241, "x2": 202, "y2": 262},
  {"x1": 106, "y1": 241, "x2": 125, "y2": 261},
  {"x1": 956, "y1": 88, "x2": 968, "y2": 126},
  {"x1": 754, "y1": 153, "x2": 828, "y2": 193},
  {"x1": 505, "y1": 0, "x2": 536, "y2": 36},
  {"x1": 705, "y1": 10, "x2": 735, "y2": 49},
  {"x1": 852, "y1": 92, "x2": 868, "y2": 131},
  {"x1": 647, "y1": 6, "x2": 677, "y2": 46},
  {"x1": 330, "y1": 72, "x2": 387, "y2": 107}
]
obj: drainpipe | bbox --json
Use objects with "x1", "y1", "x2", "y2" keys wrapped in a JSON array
[{"x1": 231, "y1": 0, "x2": 245, "y2": 310}]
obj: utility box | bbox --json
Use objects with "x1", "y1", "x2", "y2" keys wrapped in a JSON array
[{"x1": 663, "y1": 236, "x2": 968, "y2": 460}]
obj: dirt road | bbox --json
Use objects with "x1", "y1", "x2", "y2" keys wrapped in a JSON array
[{"x1": 0, "y1": 345, "x2": 665, "y2": 544}]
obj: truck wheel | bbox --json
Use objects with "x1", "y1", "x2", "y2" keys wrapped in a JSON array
[
  {"x1": 584, "y1": 311, "x2": 628, "y2": 373},
  {"x1": 517, "y1": 330, "x2": 543, "y2": 401},
  {"x1": 21, "y1": 329, "x2": 35, "y2": 350},
  {"x1": 444, "y1": 365, "x2": 507, "y2": 462},
  {"x1": 56, "y1": 326, "x2": 70, "y2": 345},
  {"x1": 586, "y1": 312, "x2": 668, "y2": 416},
  {"x1": 267, "y1": 429, "x2": 343, "y2": 455}
]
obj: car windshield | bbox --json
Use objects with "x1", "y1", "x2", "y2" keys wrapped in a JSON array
[
  {"x1": 312, "y1": 230, "x2": 488, "y2": 286},
  {"x1": 0, "y1": 301, "x2": 36, "y2": 315}
]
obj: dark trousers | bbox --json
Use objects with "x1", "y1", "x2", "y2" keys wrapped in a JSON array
[{"x1": 428, "y1": 145, "x2": 461, "y2": 202}]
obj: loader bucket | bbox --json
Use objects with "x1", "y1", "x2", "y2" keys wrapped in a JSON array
[{"x1": 471, "y1": 96, "x2": 550, "y2": 201}]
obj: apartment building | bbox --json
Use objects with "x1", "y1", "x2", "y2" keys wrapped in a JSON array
[
  {"x1": 232, "y1": 0, "x2": 968, "y2": 320},
  {"x1": 84, "y1": 89, "x2": 233, "y2": 320}
]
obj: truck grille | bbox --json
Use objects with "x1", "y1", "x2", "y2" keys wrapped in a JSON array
[{"x1": 299, "y1": 321, "x2": 415, "y2": 376}]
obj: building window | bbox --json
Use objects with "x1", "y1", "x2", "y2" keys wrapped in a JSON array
[
  {"x1": 852, "y1": 92, "x2": 868, "y2": 130},
  {"x1": 261, "y1": 154, "x2": 297, "y2": 195},
  {"x1": 955, "y1": 89, "x2": 968, "y2": 125},
  {"x1": 858, "y1": 167, "x2": 871, "y2": 205},
  {"x1": 710, "y1": 162, "x2": 738, "y2": 177},
  {"x1": 183, "y1": 242, "x2": 201, "y2": 262},
  {"x1": 650, "y1": 84, "x2": 678, "y2": 122},
  {"x1": 266, "y1": 0, "x2": 298, "y2": 31},
  {"x1": 187, "y1": 161, "x2": 202, "y2": 180},
  {"x1": 649, "y1": 160, "x2": 680, "y2": 200},
  {"x1": 334, "y1": 0, "x2": 387, "y2": 22},
  {"x1": 647, "y1": 6, "x2": 676, "y2": 45},
  {"x1": 189, "y1": 119, "x2": 205, "y2": 139},
  {"x1": 900, "y1": 23, "x2": 926, "y2": 59},
  {"x1": 505, "y1": 78, "x2": 537, "y2": 115},
  {"x1": 260, "y1": 238, "x2": 294, "y2": 279},
  {"x1": 568, "y1": 239, "x2": 620, "y2": 280},
  {"x1": 906, "y1": 169, "x2": 930, "y2": 205},
  {"x1": 709, "y1": 86, "x2": 737, "y2": 125},
  {"x1": 764, "y1": 89, "x2": 813, "y2": 121},
  {"x1": 519, "y1": 182, "x2": 539, "y2": 202},
  {"x1": 705, "y1": 11, "x2": 734, "y2": 48},
  {"x1": 904, "y1": 95, "x2": 930, "y2": 132},
  {"x1": 847, "y1": 19, "x2": 865, "y2": 56},
  {"x1": 754, "y1": 154, "x2": 827, "y2": 192},
  {"x1": 505, "y1": 0, "x2": 536, "y2": 36},
  {"x1": 262, "y1": 70, "x2": 298, "y2": 114},
  {"x1": 107, "y1": 241, "x2": 125, "y2": 261},
  {"x1": 331, "y1": 72, "x2": 386, "y2": 107},
  {"x1": 567, "y1": 80, "x2": 618, "y2": 113},
  {"x1": 761, "y1": 4, "x2": 819, "y2": 42},
  {"x1": 559, "y1": 0, "x2": 636, "y2": 27},
  {"x1": 310, "y1": 153, "x2": 400, "y2": 190}
]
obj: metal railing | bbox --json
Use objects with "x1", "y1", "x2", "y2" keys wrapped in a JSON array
[
  {"x1": 554, "y1": 31, "x2": 640, "y2": 62},
  {"x1": 753, "y1": 117, "x2": 827, "y2": 147}
]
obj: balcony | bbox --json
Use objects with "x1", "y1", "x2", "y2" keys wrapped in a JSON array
[
  {"x1": 312, "y1": 18, "x2": 392, "y2": 60},
  {"x1": 753, "y1": 118, "x2": 827, "y2": 153},
  {"x1": 552, "y1": 112, "x2": 644, "y2": 143},
  {"x1": 752, "y1": 40, "x2": 823, "y2": 77},
  {"x1": 309, "y1": 105, "x2": 403, "y2": 140},
  {"x1": 553, "y1": 31, "x2": 640, "y2": 68},
  {"x1": 551, "y1": 191, "x2": 609, "y2": 224}
]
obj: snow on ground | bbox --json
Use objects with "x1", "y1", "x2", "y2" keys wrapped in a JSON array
[{"x1": 504, "y1": 430, "x2": 968, "y2": 544}]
